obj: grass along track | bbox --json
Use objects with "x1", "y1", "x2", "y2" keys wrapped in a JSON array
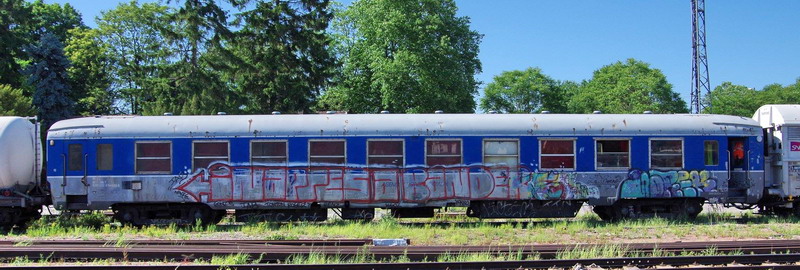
[
  {"x1": 8, "y1": 210, "x2": 800, "y2": 246},
  {"x1": 0, "y1": 239, "x2": 798, "y2": 263}
]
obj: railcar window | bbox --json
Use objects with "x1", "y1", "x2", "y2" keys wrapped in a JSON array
[
  {"x1": 96, "y1": 144, "x2": 113, "y2": 171},
  {"x1": 483, "y1": 139, "x2": 519, "y2": 167},
  {"x1": 704, "y1": 140, "x2": 719, "y2": 166},
  {"x1": 68, "y1": 144, "x2": 83, "y2": 171},
  {"x1": 596, "y1": 140, "x2": 630, "y2": 169},
  {"x1": 650, "y1": 139, "x2": 683, "y2": 168},
  {"x1": 540, "y1": 139, "x2": 575, "y2": 170},
  {"x1": 193, "y1": 141, "x2": 230, "y2": 170},
  {"x1": 426, "y1": 140, "x2": 462, "y2": 166},
  {"x1": 251, "y1": 141, "x2": 287, "y2": 164},
  {"x1": 309, "y1": 140, "x2": 346, "y2": 165},
  {"x1": 135, "y1": 142, "x2": 171, "y2": 174},
  {"x1": 368, "y1": 140, "x2": 404, "y2": 166}
]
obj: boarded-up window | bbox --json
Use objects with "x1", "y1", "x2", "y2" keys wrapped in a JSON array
[
  {"x1": 368, "y1": 140, "x2": 404, "y2": 166},
  {"x1": 136, "y1": 142, "x2": 171, "y2": 174},
  {"x1": 540, "y1": 139, "x2": 575, "y2": 169},
  {"x1": 68, "y1": 144, "x2": 83, "y2": 171},
  {"x1": 596, "y1": 140, "x2": 629, "y2": 169},
  {"x1": 651, "y1": 139, "x2": 683, "y2": 168},
  {"x1": 309, "y1": 140, "x2": 346, "y2": 164},
  {"x1": 704, "y1": 140, "x2": 719, "y2": 166},
  {"x1": 193, "y1": 141, "x2": 229, "y2": 170},
  {"x1": 484, "y1": 139, "x2": 519, "y2": 167},
  {"x1": 251, "y1": 141, "x2": 287, "y2": 164},
  {"x1": 426, "y1": 140, "x2": 461, "y2": 166},
  {"x1": 96, "y1": 144, "x2": 113, "y2": 171}
]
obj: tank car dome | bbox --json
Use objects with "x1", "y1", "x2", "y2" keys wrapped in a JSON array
[{"x1": 0, "y1": 117, "x2": 39, "y2": 190}]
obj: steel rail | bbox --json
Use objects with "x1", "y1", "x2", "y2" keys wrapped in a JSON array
[
  {"x1": 1, "y1": 239, "x2": 800, "y2": 262},
  {"x1": 2, "y1": 253, "x2": 800, "y2": 270}
]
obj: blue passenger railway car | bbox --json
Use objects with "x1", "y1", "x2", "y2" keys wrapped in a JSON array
[{"x1": 44, "y1": 112, "x2": 765, "y2": 225}]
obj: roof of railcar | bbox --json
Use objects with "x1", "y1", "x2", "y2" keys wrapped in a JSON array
[{"x1": 47, "y1": 113, "x2": 762, "y2": 139}]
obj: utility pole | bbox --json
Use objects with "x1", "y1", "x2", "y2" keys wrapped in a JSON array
[{"x1": 691, "y1": 0, "x2": 710, "y2": 114}]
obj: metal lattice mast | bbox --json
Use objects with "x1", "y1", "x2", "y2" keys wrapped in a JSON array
[{"x1": 691, "y1": 0, "x2": 710, "y2": 114}]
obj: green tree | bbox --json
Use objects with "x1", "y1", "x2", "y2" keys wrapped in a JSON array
[
  {"x1": 64, "y1": 27, "x2": 115, "y2": 115},
  {"x1": 0, "y1": 84, "x2": 34, "y2": 116},
  {"x1": 320, "y1": 0, "x2": 482, "y2": 113},
  {"x1": 96, "y1": 0, "x2": 174, "y2": 114},
  {"x1": 760, "y1": 79, "x2": 800, "y2": 105},
  {"x1": 24, "y1": 0, "x2": 84, "y2": 44},
  {"x1": 139, "y1": 0, "x2": 241, "y2": 115},
  {"x1": 703, "y1": 82, "x2": 760, "y2": 117},
  {"x1": 24, "y1": 33, "x2": 74, "y2": 127},
  {"x1": 569, "y1": 58, "x2": 688, "y2": 114},
  {"x1": 0, "y1": 0, "x2": 31, "y2": 88},
  {"x1": 226, "y1": 0, "x2": 336, "y2": 114},
  {"x1": 480, "y1": 67, "x2": 569, "y2": 113}
]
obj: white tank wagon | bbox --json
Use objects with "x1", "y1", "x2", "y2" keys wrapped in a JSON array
[{"x1": 0, "y1": 117, "x2": 46, "y2": 228}]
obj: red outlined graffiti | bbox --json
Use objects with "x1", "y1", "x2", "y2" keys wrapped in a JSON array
[{"x1": 173, "y1": 163, "x2": 600, "y2": 203}]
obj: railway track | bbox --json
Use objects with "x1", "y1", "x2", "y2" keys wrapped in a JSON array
[
  {"x1": 1, "y1": 239, "x2": 799, "y2": 262},
  {"x1": 1, "y1": 253, "x2": 800, "y2": 269}
]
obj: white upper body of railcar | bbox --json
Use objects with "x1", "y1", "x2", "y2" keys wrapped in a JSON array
[{"x1": 47, "y1": 113, "x2": 761, "y2": 140}]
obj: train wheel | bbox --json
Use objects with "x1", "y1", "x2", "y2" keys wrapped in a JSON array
[
  {"x1": 114, "y1": 207, "x2": 140, "y2": 226},
  {"x1": 185, "y1": 205, "x2": 212, "y2": 226},
  {"x1": 679, "y1": 200, "x2": 703, "y2": 220},
  {"x1": 592, "y1": 206, "x2": 613, "y2": 221}
]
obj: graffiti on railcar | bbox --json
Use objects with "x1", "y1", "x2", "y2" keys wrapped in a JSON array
[
  {"x1": 172, "y1": 163, "x2": 602, "y2": 204},
  {"x1": 619, "y1": 169, "x2": 720, "y2": 198},
  {"x1": 511, "y1": 170, "x2": 599, "y2": 200}
]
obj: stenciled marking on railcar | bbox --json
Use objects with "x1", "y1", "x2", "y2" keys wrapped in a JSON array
[
  {"x1": 619, "y1": 169, "x2": 719, "y2": 198},
  {"x1": 170, "y1": 162, "x2": 602, "y2": 204}
]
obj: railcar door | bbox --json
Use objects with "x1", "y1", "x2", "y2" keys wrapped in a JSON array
[
  {"x1": 727, "y1": 137, "x2": 748, "y2": 199},
  {"x1": 62, "y1": 140, "x2": 89, "y2": 208}
]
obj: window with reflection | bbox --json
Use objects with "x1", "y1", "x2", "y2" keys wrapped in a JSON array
[
  {"x1": 596, "y1": 140, "x2": 629, "y2": 169},
  {"x1": 426, "y1": 140, "x2": 461, "y2": 166},
  {"x1": 368, "y1": 140, "x2": 404, "y2": 166},
  {"x1": 136, "y1": 142, "x2": 171, "y2": 174},
  {"x1": 251, "y1": 141, "x2": 287, "y2": 164},
  {"x1": 193, "y1": 141, "x2": 229, "y2": 170},
  {"x1": 650, "y1": 139, "x2": 683, "y2": 168},
  {"x1": 483, "y1": 139, "x2": 519, "y2": 167},
  {"x1": 540, "y1": 139, "x2": 575, "y2": 169},
  {"x1": 309, "y1": 140, "x2": 346, "y2": 165}
]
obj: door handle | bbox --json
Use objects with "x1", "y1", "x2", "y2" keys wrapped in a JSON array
[
  {"x1": 81, "y1": 153, "x2": 89, "y2": 186},
  {"x1": 61, "y1": 154, "x2": 66, "y2": 187},
  {"x1": 726, "y1": 150, "x2": 732, "y2": 181}
]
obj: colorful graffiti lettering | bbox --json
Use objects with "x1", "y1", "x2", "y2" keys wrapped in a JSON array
[
  {"x1": 173, "y1": 163, "x2": 601, "y2": 204},
  {"x1": 619, "y1": 169, "x2": 719, "y2": 198},
  {"x1": 512, "y1": 171, "x2": 599, "y2": 200}
]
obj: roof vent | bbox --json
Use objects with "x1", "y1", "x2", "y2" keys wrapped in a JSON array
[
  {"x1": 326, "y1": 111, "x2": 336, "y2": 114},
  {"x1": 541, "y1": 111, "x2": 551, "y2": 114},
  {"x1": 217, "y1": 112, "x2": 227, "y2": 115},
  {"x1": 643, "y1": 111, "x2": 653, "y2": 114},
  {"x1": 163, "y1": 112, "x2": 173, "y2": 116},
  {"x1": 271, "y1": 111, "x2": 281, "y2": 115},
  {"x1": 488, "y1": 110, "x2": 498, "y2": 114},
  {"x1": 592, "y1": 110, "x2": 603, "y2": 114},
  {"x1": 380, "y1": 110, "x2": 390, "y2": 114},
  {"x1": 434, "y1": 110, "x2": 444, "y2": 114}
]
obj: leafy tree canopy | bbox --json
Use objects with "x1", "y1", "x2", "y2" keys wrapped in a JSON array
[
  {"x1": 320, "y1": 0, "x2": 482, "y2": 113},
  {"x1": 229, "y1": 0, "x2": 336, "y2": 114},
  {"x1": 0, "y1": 84, "x2": 34, "y2": 116},
  {"x1": 64, "y1": 27, "x2": 115, "y2": 116},
  {"x1": 570, "y1": 58, "x2": 688, "y2": 114},
  {"x1": 480, "y1": 67, "x2": 571, "y2": 113}
]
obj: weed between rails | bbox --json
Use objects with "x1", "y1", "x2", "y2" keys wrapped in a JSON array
[{"x1": 9, "y1": 210, "x2": 800, "y2": 246}]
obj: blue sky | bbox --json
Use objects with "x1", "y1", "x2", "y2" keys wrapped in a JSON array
[{"x1": 48, "y1": 0, "x2": 800, "y2": 105}]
